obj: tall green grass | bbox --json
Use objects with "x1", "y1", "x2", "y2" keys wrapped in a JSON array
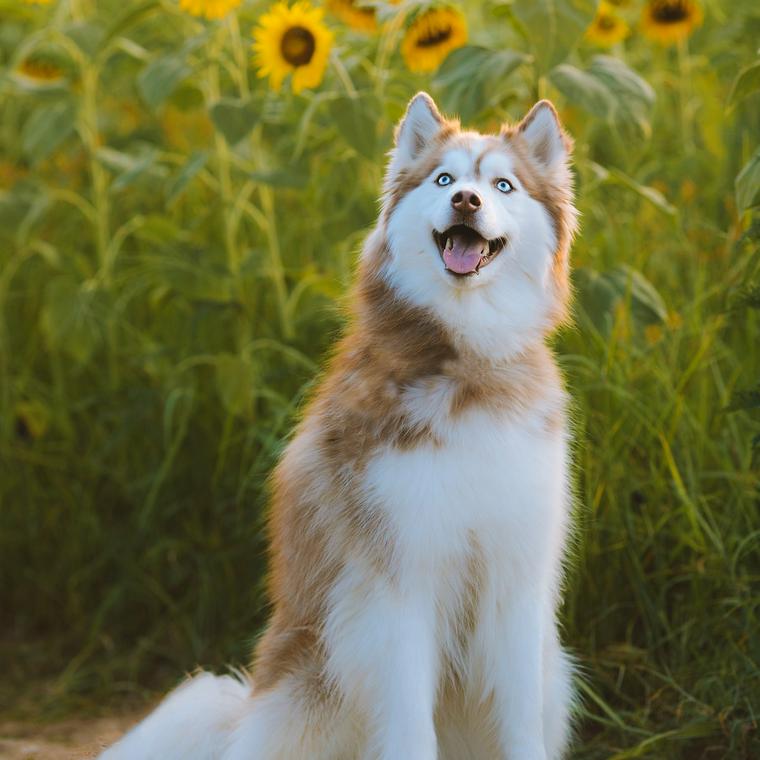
[{"x1": 1, "y1": 1, "x2": 758, "y2": 757}]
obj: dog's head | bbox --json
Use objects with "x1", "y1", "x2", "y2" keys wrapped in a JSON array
[{"x1": 376, "y1": 92, "x2": 577, "y2": 358}]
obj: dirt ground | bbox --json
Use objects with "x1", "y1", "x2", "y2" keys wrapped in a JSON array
[{"x1": 0, "y1": 713, "x2": 144, "y2": 760}]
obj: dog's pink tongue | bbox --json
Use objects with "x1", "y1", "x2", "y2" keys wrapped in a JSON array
[{"x1": 443, "y1": 233, "x2": 485, "y2": 274}]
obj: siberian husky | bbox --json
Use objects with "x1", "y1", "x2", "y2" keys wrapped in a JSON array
[{"x1": 101, "y1": 92, "x2": 579, "y2": 760}]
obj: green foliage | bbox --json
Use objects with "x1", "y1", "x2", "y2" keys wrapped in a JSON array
[
  {"x1": 0, "y1": 0, "x2": 758, "y2": 757},
  {"x1": 736, "y1": 147, "x2": 760, "y2": 212},
  {"x1": 210, "y1": 97, "x2": 259, "y2": 144},
  {"x1": 506, "y1": 0, "x2": 598, "y2": 72},
  {"x1": 433, "y1": 45, "x2": 526, "y2": 120},
  {"x1": 22, "y1": 100, "x2": 76, "y2": 161},
  {"x1": 728, "y1": 59, "x2": 760, "y2": 108}
]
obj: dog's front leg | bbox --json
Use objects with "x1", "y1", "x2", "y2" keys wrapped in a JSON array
[
  {"x1": 326, "y1": 570, "x2": 439, "y2": 760},
  {"x1": 490, "y1": 591, "x2": 548, "y2": 760}
]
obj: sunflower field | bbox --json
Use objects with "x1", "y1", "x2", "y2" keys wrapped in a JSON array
[{"x1": 1, "y1": 0, "x2": 759, "y2": 756}]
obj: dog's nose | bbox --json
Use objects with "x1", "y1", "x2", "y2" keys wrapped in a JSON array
[{"x1": 451, "y1": 190, "x2": 482, "y2": 214}]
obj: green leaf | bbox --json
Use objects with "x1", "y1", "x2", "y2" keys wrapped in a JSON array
[
  {"x1": 22, "y1": 100, "x2": 76, "y2": 162},
  {"x1": 0, "y1": 188, "x2": 31, "y2": 234},
  {"x1": 550, "y1": 63, "x2": 613, "y2": 118},
  {"x1": 574, "y1": 265, "x2": 666, "y2": 334},
  {"x1": 248, "y1": 168, "x2": 303, "y2": 189},
  {"x1": 587, "y1": 55, "x2": 655, "y2": 135},
  {"x1": 509, "y1": 0, "x2": 598, "y2": 72},
  {"x1": 143, "y1": 253, "x2": 236, "y2": 302},
  {"x1": 573, "y1": 267, "x2": 619, "y2": 333},
  {"x1": 62, "y1": 21, "x2": 105, "y2": 58},
  {"x1": 100, "y1": 0, "x2": 159, "y2": 53},
  {"x1": 40, "y1": 277, "x2": 102, "y2": 364},
  {"x1": 328, "y1": 93, "x2": 379, "y2": 159},
  {"x1": 162, "y1": 386, "x2": 194, "y2": 447},
  {"x1": 590, "y1": 162, "x2": 677, "y2": 216},
  {"x1": 165, "y1": 150, "x2": 208, "y2": 203},
  {"x1": 736, "y1": 147, "x2": 760, "y2": 212},
  {"x1": 138, "y1": 54, "x2": 190, "y2": 109},
  {"x1": 550, "y1": 57, "x2": 654, "y2": 132},
  {"x1": 214, "y1": 353, "x2": 253, "y2": 416},
  {"x1": 209, "y1": 98, "x2": 259, "y2": 144},
  {"x1": 728, "y1": 61, "x2": 760, "y2": 108},
  {"x1": 607, "y1": 265, "x2": 667, "y2": 326},
  {"x1": 133, "y1": 215, "x2": 184, "y2": 245},
  {"x1": 433, "y1": 46, "x2": 525, "y2": 121},
  {"x1": 97, "y1": 147, "x2": 163, "y2": 191}
]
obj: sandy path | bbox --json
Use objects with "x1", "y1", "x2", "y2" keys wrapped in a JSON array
[{"x1": 0, "y1": 713, "x2": 144, "y2": 760}]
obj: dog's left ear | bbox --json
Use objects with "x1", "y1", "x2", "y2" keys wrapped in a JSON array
[
  {"x1": 515, "y1": 100, "x2": 572, "y2": 171},
  {"x1": 387, "y1": 92, "x2": 444, "y2": 179}
]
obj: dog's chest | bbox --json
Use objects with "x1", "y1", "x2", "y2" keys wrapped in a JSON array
[{"x1": 362, "y1": 401, "x2": 568, "y2": 577}]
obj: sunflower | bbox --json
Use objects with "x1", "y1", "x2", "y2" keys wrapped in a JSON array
[
  {"x1": 641, "y1": 0, "x2": 703, "y2": 45},
  {"x1": 253, "y1": 2, "x2": 333, "y2": 94},
  {"x1": 401, "y1": 6, "x2": 467, "y2": 73},
  {"x1": 15, "y1": 54, "x2": 66, "y2": 85},
  {"x1": 327, "y1": 0, "x2": 377, "y2": 32},
  {"x1": 586, "y1": 2, "x2": 629, "y2": 47},
  {"x1": 178, "y1": 0, "x2": 242, "y2": 20}
]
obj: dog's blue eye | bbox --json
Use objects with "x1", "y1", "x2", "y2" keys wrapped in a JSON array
[
  {"x1": 496, "y1": 179, "x2": 514, "y2": 194},
  {"x1": 436, "y1": 173, "x2": 453, "y2": 186}
]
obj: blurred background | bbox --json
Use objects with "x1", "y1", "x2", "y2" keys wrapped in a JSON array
[{"x1": 1, "y1": 0, "x2": 758, "y2": 757}]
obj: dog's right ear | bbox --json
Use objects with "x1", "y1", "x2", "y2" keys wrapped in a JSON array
[{"x1": 386, "y1": 92, "x2": 443, "y2": 179}]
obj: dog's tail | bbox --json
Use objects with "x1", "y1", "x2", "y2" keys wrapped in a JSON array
[{"x1": 99, "y1": 671, "x2": 252, "y2": 760}]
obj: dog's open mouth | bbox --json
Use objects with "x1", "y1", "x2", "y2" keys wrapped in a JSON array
[{"x1": 433, "y1": 225, "x2": 507, "y2": 276}]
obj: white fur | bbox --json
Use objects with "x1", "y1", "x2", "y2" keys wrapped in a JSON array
[
  {"x1": 99, "y1": 94, "x2": 576, "y2": 760},
  {"x1": 519, "y1": 101, "x2": 568, "y2": 171},
  {"x1": 386, "y1": 133, "x2": 561, "y2": 360},
  {"x1": 99, "y1": 673, "x2": 251, "y2": 760},
  {"x1": 387, "y1": 92, "x2": 444, "y2": 178},
  {"x1": 326, "y1": 398, "x2": 572, "y2": 760}
]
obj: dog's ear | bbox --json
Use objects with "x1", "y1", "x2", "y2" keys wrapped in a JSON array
[
  {"x1": 387, "y1": 92, "x2": 443, "y2": 178},
  {"x1": 515, "y1": 100, "x2": 572, "y2": 171}
]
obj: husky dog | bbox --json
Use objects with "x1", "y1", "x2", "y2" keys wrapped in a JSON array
[{"x1": 101, "y1": 92, "x2": 579, "y2": 760}]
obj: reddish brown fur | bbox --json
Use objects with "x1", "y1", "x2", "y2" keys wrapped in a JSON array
[{"x1": 504, "y1": 102, "x2": 578, "y2": 325}]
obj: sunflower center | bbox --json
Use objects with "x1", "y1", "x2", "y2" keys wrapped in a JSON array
[
  {"x1": 416, "y1": 25, "x2": 452, "y2": 48},
  {"x1": 20, "y1": 59, "x2": 62, "y2": 80},
  {"x1": 597, "y1": 14, "x2": 617, "y2": 31},
  {"x1": 650, "y1": 0, "x2": 690, "y2": 23},
  {"x1": 280, "y1": 26, "x2": 316, "y2": 67}
]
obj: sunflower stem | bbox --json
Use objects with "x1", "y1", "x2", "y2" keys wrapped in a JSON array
[
  {"x1": 676, "y1": 36, "x2": 693, "y2": 152},
  {"x1": 79, "y1": 59, "x2": 119, "y2": 389},
  {"x1": 226, "y1": 14, "x2": 292, "y2": 340},
  {"x1": 251, "y1": 125, "x2": 293, "y2": 341},
  {"x1": 226, "y1": 13, "x2": 250, "y2": 98},
  {"x1": 206, "y1": 37, "x2": 242, "y2": 282},
  {"x1": 331, "y1": 51, "x2": 357, "y2": 98},
  {"x1": 375, "y1": 7, "x2": 407, "y2": 104},
  {"x1": 80, "y1": 65, "x2": 111, "y2": 283}
]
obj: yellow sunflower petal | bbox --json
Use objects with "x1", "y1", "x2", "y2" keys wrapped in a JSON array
[
  {"x1": 252, "y1": 1, "x2": 333, "y2": 94},
  {"x1": 401, "y1": 6, "x2": 468, "y2": 74},
  {"x1": 586, "y1": 1, "x2": 629, "y2": 47},
  {"x1": 641, "y1": 0, "x2": 703, "y2": 46},
  {"x1": 178, "y1": 0, "x2": 242, "y2": 21},
  {"x1": 327, "y1": 0, "x2": 377, "y2": 33}
]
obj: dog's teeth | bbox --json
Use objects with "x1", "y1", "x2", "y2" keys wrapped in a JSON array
[{"x1": 445, "y1": 237, "x2": 453, "y2": 251}]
